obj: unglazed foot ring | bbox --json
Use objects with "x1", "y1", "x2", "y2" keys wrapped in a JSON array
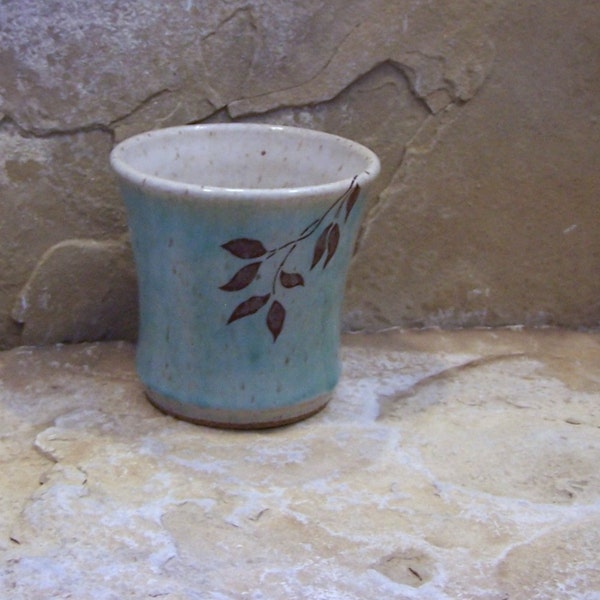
[{"x1": 144, "y1": 389, "x2": 331, "y2": 429}]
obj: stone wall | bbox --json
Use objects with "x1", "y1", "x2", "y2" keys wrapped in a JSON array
[{"x1": 1, "y1": 0, "x2": 599, "y2": 348}]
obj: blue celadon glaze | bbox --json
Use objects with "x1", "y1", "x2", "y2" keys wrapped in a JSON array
[{"x1": 122, "y1": 181, "x2": 366, "y2": 413}]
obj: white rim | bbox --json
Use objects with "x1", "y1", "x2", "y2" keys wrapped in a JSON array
[{"x1": 109, "y1": 123, "x2": 381, "y2": 202}]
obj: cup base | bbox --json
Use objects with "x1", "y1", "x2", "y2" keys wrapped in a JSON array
[{"x1": 144, "y1": 389, "x2": 331, "y2": 429}]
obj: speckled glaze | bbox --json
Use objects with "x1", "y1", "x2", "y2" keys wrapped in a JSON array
[{"x1": 110, "y1": 124, "x2": 380, "y2": 428}]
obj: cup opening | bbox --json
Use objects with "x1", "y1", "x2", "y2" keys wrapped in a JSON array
[{"x1": 110, "y1": 124, "x2": 380, "y2": 200}]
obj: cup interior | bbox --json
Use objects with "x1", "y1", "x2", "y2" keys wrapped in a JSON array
[{"x1": 110, "y1": 124, "x2": 380, "y2": 194}]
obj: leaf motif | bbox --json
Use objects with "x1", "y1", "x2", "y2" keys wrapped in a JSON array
[
  {"x1": 219, "y1": 262, "x2": 261, "y2": 292},
  {"x1": 323, "y1": 223, "x2": 340, "y2": 268},
  {"x1": 222, "y1": 238, "x2": 267, "y2": 259},
  {"x1": 227, "y1": 294, "x2": 271, "y2": 324},
  {"x1": 310, "y1": 224, "x2": 333, "y2": 270},
  {"x1": 344, "y1": 184, "x2": 361, "y2": 222},
  {"x1": 266, "y1": 300, "x2": 286, "y2": 341},
  {"x1": 279, "y1": 271, "x2": 304, "y2": 288}
]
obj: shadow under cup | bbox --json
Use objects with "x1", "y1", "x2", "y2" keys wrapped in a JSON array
[{"x1": 110, "y1": 124, "x2": 380, "y2": 428}]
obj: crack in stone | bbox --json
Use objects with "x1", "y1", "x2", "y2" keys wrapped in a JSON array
[
  {"x1": 358, "y1": 102, "x2": 459, "y2": 242},
  {"x1": 200, "y1": 5, "x2": 257, "y2": 43},
  {"x1": 2, "y1": 86, "x2": 180, "y2": 141},
  {"x1": 0, "y1": 113, "x2": 114, "y2": 141},
  {"x1": 198, "y1": 6, "x2": 260, "y2": 108},
  {"x1": 108, "y1": 88, "x2": 174, "y2": 128},
  {"x1": 226, "y1": 21, "x2": 365, "y2": 118},
  {"x1": 398, "y1": 352, "x2": 528, "y2": 398},
  {"x1": 33, "y1": 429, "x2": 69, "y2": 464},
  {"x1": 377, "y1": 352, "x2": 528, "y2": 420},
  {"x1": 227, "y1": 33, "x2": 474, "y2": 120}
]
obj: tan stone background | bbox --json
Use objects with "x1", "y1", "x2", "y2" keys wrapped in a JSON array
[{"x1": 1, "y1": 0, "x2": 599, "y2": 349}]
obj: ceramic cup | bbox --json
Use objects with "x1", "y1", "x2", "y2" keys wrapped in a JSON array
[{"x1": 110, "y1": 124, "x2": 380, "y2": 428}]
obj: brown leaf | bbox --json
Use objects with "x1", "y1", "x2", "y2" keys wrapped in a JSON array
[
  {"x1": 266, "y1": 300, "x2": 286, "y2": 341},
  {"x1": 344, "y1": 184, "x2": 361, "y2": 222},
  {"x1": 227, "y1": 294, "x2": 271, "y2": 324},
  {"x1": 310, "y1": 224, "x2": 333, "y2": 270},
  {"x1": 222, "y1": 238, "x2": 267, "y2": 259},
  {"x1": 219, "y1": 262, "x2": 261, "y2": 292},
  {"x1": 279, "y1": 271, "x2": 304, "y2": 288},
  {"x1": 323, "y1": 223, "x2": 340, "y2": 268}
]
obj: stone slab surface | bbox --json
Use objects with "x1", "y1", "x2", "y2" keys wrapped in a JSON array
[{"x1": 1, "y1": 329, "x2": 599, "y2": 599}]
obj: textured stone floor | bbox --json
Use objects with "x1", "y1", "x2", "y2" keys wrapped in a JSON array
[{"x1": 1, "y1": 329, "x2": 599, "y2": 599}]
